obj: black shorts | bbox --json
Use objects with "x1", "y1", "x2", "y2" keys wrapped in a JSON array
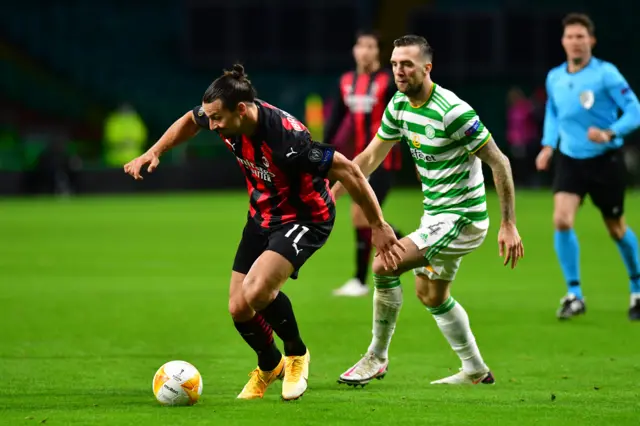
[
  {"x1": 232, "y1": 218, "x2": 334, "y2": 279},
  {"x1": 553, "y1": 150, "x2": 627, "y2": 218},
  {"x1": 369, "y1": 168, "x2": 394, "y2": 206}
]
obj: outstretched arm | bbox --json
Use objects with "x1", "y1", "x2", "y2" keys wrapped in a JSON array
[
  {"x1": 328, "y1": 151, "x2": 386, "y2": 227},
  {"x1": 124, "y1": 110, "x2": 201, "y2": 180},
  {"x1": 328, "y1": 151, "x2": 405, "y2": 269},
  {"x1": 331, "y1": 135, "x2": 396, "y2": 199},
  {"x1": 473, "y1": 138, "x2": 524, "y2": 267},
  {"x1": 149, "y1": 110, "x2": 202, "y2": 156}
]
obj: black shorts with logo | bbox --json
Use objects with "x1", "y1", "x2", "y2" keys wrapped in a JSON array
[
  {"x1": 553, "y1": 149, "x2": 627, "y2": 218},
  {"x1": 232, "y1": 218, "x2": 334, "y2": 279}
]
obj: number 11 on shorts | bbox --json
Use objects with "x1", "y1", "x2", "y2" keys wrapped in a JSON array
[{"x1": 285, "y1": 224, "x2": 309, "y2": 255}]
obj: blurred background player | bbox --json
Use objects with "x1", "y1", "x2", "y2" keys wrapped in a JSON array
[
  {"x1": 324, "y1": 30, "x2": 404, "y2": 297},
  {"x1": 536, "y1": 13, "x2": 640, "y2": 320},
  {"x1": 123, "y1": 65, "x2": 403, "y2": 400},
  {"x1": 333, "y1": 35, "x2": 523, "y2": 386}
]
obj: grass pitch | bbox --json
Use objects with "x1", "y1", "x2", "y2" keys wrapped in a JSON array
[{"x1": 1, "y1": 189, "x2": 639, "y2": 425}]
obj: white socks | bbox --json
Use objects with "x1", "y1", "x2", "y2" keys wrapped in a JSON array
[
  {"x1": 366, "y1": 276, "x2": 487, "y2": 375},
  {"x1": 428, "y1": 296, "x2": 488, "y2": 375},
  {"x1": 367, "y1": 274, "x2": 403, "y2": 359}
]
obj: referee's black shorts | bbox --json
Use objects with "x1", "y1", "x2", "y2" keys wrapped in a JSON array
[{"x1": 553, "y1": 149, "x2": 627, "y2": 218}]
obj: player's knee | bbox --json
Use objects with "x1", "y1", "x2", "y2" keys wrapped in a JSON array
[
  {"x1": 242, "y1": 275, "x2": 277, "y2": 311},
  {"x1": 372, "y1": 257, "x2": 392, "y2": 276},
  {"x1": 553, "y1": 211, "x2": 574, "y2": 230},
  {"x1": 228, "y1": 296, "x2": 253, "y2": 322},
  {"x1": 605, "y1": 219, "x2": 626, "y2": 240}
]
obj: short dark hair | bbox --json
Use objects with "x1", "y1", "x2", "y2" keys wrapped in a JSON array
[
  {"x1": 562, "y1": 13, "x2": 595, "y2": 36},
  {"x1": 393, "y1": 35, "x2": 433, "y2": 60},
  {"x1": 356, "y1": 29, "x2": 382, "y2": 50},
  {"x1": 202, "y1": 64, "x2": 257, "y2": 110}
]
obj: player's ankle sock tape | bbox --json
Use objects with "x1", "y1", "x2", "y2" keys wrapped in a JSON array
[
  {"x1": 427, "y1": 296, "x2": 456, "y2": 315},
  {"x1": 373, "y1": 274, "x2": 401, "y2": 289}
]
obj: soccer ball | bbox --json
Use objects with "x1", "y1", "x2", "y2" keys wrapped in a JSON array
[{"x1": 152, "y1": 360, "x2": 203, "y2": 406}]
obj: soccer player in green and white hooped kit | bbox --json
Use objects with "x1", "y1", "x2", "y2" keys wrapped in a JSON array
[{"x1": 331, "y1": 35, "x2": 525, "y2": 386}]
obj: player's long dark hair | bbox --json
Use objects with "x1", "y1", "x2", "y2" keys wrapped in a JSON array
[{"x1": 202, "y1": 64, "x2": 257, "y2": 110}]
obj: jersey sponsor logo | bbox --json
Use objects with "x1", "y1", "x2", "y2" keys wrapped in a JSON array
[
  {"x1": 579, "y1": 90, "x2": 595, "y2": 109},
  {"x1": 464, "y1": 119, "x2": 480, "y2": 137},
  {"x1": 411, "y1": 134, "x2": 421, "y2": 148},
  {"x1": 424, "y1": 124, "x2": 436, "y2": 139},
  {"x1": 409, "y1": 147, "x2": 436, "y2": 162},
  {"x1": 236, "y1": 157, "x2": 275, "y2": 182}
]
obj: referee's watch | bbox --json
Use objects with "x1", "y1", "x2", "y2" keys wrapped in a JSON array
[{"x1": 605, "y1": 129, "x2": 617, "y2": 141}]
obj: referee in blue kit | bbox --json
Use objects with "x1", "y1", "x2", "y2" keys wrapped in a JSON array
[{"x1": 536, "y1": 13, "x2": 640, "y2": 320}]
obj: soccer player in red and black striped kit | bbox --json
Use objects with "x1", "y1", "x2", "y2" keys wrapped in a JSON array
[
  {"x1": 324, "y1": 31, "x2": 405, "y2": 297},
  {"x1": 123, "y1": 65, "x2": 404, "y2": 401}
]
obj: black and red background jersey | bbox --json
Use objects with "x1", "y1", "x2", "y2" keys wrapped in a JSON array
[
  {"x1": 193, "y1": 100, "x2": 336, "y2": 229},
  {"x1": 324, "y1": 68, "x2": 402, "y2": 171}
]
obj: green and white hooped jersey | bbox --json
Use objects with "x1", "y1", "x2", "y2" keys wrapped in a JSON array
[{"x1": 377, "y1": 83, "x2": 491, "y2": 223}]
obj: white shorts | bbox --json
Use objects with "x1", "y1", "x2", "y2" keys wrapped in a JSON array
[{"x1": 407, "y1": 213, "x2": 488, "y2": 281}]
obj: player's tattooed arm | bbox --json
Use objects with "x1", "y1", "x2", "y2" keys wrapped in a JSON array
[
  {"x1": 473, "y1": 138, "x2": 516, "y2": 224},
  {"x1": 474, "y1": 137, "x2": 524, "y2": 268}
]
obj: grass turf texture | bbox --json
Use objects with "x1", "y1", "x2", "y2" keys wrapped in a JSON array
[{"x1": 1, "y1": 189, "x2": 639, "y2": 425}]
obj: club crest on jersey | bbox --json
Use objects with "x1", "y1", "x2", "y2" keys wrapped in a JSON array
[
  {"x1": 197, "y1": 107, "x2": 204, "y2": 116},
  {"x1": 579, "y1": 90, "x2": 595, "y2": 110},
  {"x1": 424, "y1": 124, "x2": 436, "y2": 139}
]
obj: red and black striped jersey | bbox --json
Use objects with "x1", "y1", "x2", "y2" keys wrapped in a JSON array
[
  {"x1": 193, "y1": 100, "x2": 336, "y2": 229},
  {"x1": 324, "y1": 68, "x2": 402, "y2": 171}
]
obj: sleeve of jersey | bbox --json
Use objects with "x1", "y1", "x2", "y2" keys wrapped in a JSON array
[
  {"x1": 191, "y1": 105, "x2": 209, "y2": 129},
  {"x1": 541, "y1": 72, "x2": 560, "y2": 149},
  {"x1": 444, "y1": 103, "x2": 491, "y2": 153},
  {"x1": 281, "y1": 130, "x2": 336, "y2": 177},
  {"x1": 376, "y1": 100, "x2": 402, "y2": 142},
  {"x1": 603, "y1": 64, "x2": 640, "y2": 137}
]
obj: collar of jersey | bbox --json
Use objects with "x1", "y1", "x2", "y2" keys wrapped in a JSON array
[{"x1": 409, "y1": 82, "x2": 436, "y2": 109}]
